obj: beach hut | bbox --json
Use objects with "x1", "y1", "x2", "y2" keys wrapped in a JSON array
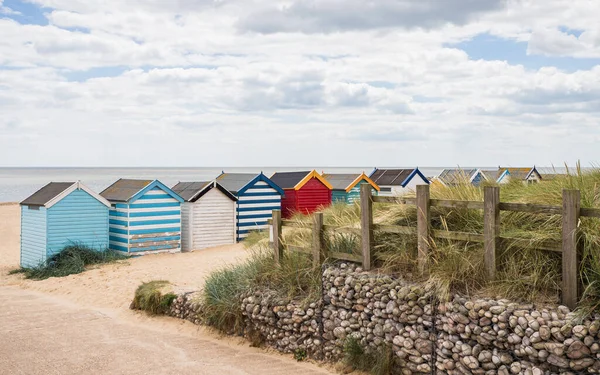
[
  {"x1": 171, "y1": 181, "x2": 237, "y2": 251},
  {"x1": 216, "y1": 172, "x2": 284, "y2": 241},
  {"x1": 270, "y1": 170, "x2": 332, "y2": 219},
  {"x1": 20, "y1": 181, "x2": 111, "y2": 268},
  {"x1": 369, "y1": 168, "x2": 429, "y2": 196},
  {"x1": 496, "y1": 167, "x2": 542, "y2": 184},
  {"x1": 321, "y1": 172, "x2": 380, "y2": 204},
  {"x1": 435, "y1": 168, "x2": 488, "y2": 187},
  {"x1": 100, "y1": 179, "x2": 184, "y2": 254}
]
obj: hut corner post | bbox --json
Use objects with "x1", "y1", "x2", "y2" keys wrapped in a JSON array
[
  {"x1": 312, "y1": 212, "x2": 324, "y2": 268},
  {"x1": 484, "y1": 186, "x2": 500, "y2": 280},
  {"x1": 272, "y1": 210, "x2": 283, "y2": 264},
  {"x1": 416, "y1": 185, "x2": 431, "y2": 275},
  {"x1": 360, "y1": 183, "x2": 373, "y2": 271},
  {"x1": 562, "y1": 189, "x2": 581, "y2": 309}
]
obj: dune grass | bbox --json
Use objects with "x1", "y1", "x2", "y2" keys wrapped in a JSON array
[
  {"x1": 11, "y1": 244, "x2": 127, "y2": 280},
  {"x1": 343, "y1": 337, "x2": 396, "y2": 375},
  {"x1": 130, "y1": 280, "x2": 177, "y2": 315}
]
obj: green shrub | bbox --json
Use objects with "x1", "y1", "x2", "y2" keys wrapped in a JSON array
[
  {"x1": 343, "y1": 337, "x2": 396, "y2": 375},
  {"x1": 130, "y1": 280, "x2": 177, "y2": 315},
  {"x1": 13, "y1": 244, "x2": 127, "y2": 280}
]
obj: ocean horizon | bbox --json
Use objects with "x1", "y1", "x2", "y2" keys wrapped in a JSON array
[{"x1": 0, "y1": 166, "x2": 575, "y2": 203}]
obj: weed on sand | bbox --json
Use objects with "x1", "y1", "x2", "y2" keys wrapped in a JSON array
[{"x1": 130, "y1": 280, "x2": 177, "y2": 315}]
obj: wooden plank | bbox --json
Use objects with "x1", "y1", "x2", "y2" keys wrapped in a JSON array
[
  {"x1": 129, "y1": 240, "x2": 180, "y2": 249},
  {"x1": 430, "y1": 199, "x2": 484, "y2": 210},
  {"x1": 484, "y1": 186, "x2": 500, "y2": 280},
  {"x1": 432, "y1": 230, "x2": 484, "y2": 242},
  {"x1": 360, "y1": 184, "x2": 373, "y2": 271},
  {"x1": 329, "y1": 251, "x2": 362, "y2": 263},
  {"x1": 130, "y1": 231, "x2": 180, "y2": 240},
  {"x1": 580, "y1": 207, "x2": 600, "y2": 218},
  {"x1": 373, "y1": 224, "x2": 417, "y2": 235},
  {"x1": 499, "y1": 202, "x2": 562, "y2": 215},
  {"x1": 322, "y1": 224, "x2": 361, "y2": 235},
  {"x1": 272, "y1": 210, "x2": 283, "y2": 264},
  {"x1": 312, "y1": 212, "x2": 325, "y2": 268},
  {"x1": 372, "y1": 196, "x2": 416, "y2": 205},
  {"x1": 288, "y1": 245, "x2": 311, "y2": 254},
  {"x1": 562, "y1": 189, "x2": 580, "y2": 309},
  {"x1": 416, "y1": 185, "x2": 431, "y2": 275}
]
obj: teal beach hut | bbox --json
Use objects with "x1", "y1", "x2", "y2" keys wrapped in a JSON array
[
  {"x1": 322, "y1": 172, "x2": 380, "y2": 204},
  {"x1": 100, "y1": 179, "x2": 184, "y2": 254},
  {"x1": 20, "y1": 181, "x2": 111, "y2": 268}
]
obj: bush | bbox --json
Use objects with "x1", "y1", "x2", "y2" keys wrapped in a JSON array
[
  {"x1": 130, "y1": 280, "x2": 177, "y2": 315},
  {"x1": 343, "y1": 337, "x2": 396, "y2": 375},
  {"x1": 12, "y1": 244, "x2": 127, "y2": 280}
]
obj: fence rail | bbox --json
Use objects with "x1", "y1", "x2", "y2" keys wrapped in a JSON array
[{"x1": 271, "y1": 184, "x2": 598, "y2": 309}]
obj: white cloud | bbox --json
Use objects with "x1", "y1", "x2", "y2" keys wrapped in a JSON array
[
  {"x1": 0, "y1": 0, "x2": 599, "y2": 167},
  {"x1": 0, "y1": 0, "x2": 21, "y2": 15}
]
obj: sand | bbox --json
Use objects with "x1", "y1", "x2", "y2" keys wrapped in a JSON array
[
  {"x1": 0, "y1": 204, "x2": 334, "y2": 374},
  {"x1": 0, "y1": 203, "x2": 19, "y2": 268}
]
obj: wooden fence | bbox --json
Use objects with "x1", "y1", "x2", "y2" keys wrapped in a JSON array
[{"x1": 271, "y1": 184, "x2": 600, "y2": 309}]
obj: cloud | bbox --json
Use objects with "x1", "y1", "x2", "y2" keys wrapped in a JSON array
[
  {"x1": 238, "y1": 0, "x2": 503, "y2": 34},
  {"x1": 0, "y1": 0, "x2": 21, "y2": 15}
]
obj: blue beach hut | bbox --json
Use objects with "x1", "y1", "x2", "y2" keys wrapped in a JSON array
[
  {"x1": 20, "y1": 181, "x2": 111, "y2": 268},
  {"x1": 216, "y1": 172, "x2": 284, "y2": 242},
  {"x1": 100, "y1": 179, "x2": 184, "y2": 254},
  {"x1": 322, "y1": 172, "x2": 380, "y2": 204}
]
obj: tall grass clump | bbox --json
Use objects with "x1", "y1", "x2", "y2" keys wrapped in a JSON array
[
  {"x1": 130, "y1": 280, "x2": 177, "y2": 315},
  {"x1": 201, "y1": 246, "x2": 321, "y2": 333},
  {"x1": 12, "y1": 244, "x2": 127, "y2": 280},
  {"x1": 343, "y1": 337, "x2": 397, "y2": 375}
]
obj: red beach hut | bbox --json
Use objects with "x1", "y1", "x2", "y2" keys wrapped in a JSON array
[{"x1": 270, "y1": 170, "x2": 333, "y2": 219}]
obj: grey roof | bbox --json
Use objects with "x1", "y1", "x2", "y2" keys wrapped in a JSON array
[
  {"x1": 100, "y1": 179, "x2": 153, "y2": 202},
  {"x1": 270, "y1": 171, "x2": 310, "y2": 190},
  {"x1": 481, "y1": 170, "x2": 500, "y2": 182},
  {"x1": 21, "y1": 182, "x2": 75, "y2": 206},
  {"x1": 437, "y1": 169, "x2": 478, "y2": 185},
  {"x1": 322, "y1": 173, "x2": 362, "y2": 191},
  {"x1": 171, "y1": 181, "x2": 211, "y2": 202},
  {"x1": 369, "y1": 169, "x2": 413, "y2": 186},
  {"x1": 216, "y1": 173, "x2": 259, "y2": 194}
]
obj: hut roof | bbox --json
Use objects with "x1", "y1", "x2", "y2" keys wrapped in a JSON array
[
  {"x1": 270, "y1": 170, "x2": 333, "y2": 191},
  {"x1": 172, "y1": 181, "x2": 236, "y2": 202},
  {"x1": 437, "y1": 169, "x2": 478, "y2": 185},
  {"x1": 322, "y1": 173, "x2": 380, "y2": 192},
  {"x1": 369, "y1": 168, "x2": 429, "y2": 187},
  {"x1": 499, "y1": 167, "x2": 540, "y2": 181},
  {"x1": 481, "y1": 170, "x2": 500, "y2": 182},
  {"x1": 216, "y1": 172, "x2": 284, "y2": 195},
  {"x1": 100, "y1": 179, "x2": 183, "y2": 203},
  {"x1": 21, "y1": 181, "x2": 111, "y2": 208}
]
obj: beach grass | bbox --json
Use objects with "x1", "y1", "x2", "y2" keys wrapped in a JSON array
[
  {"x1": 343, "y1": 337, "x2": 396, "y2": 375},
  {"x1": 130, "y1": 280, "x2": 177, "y2": 315},
  {"x1": 11, "y1": 244, "x2": 127, "y2": 280}
]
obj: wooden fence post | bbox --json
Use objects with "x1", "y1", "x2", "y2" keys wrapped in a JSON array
[
  {"x1": 312, "y1": 212, "x2": 324, "y2": 268},
  {"x1": 272, "y1": 210, "x2": 283, "y2": 264},
  {"x1": 360, "y1": 183, "x2": 373, "y2": 271},
  {"x1": 562, "y1": 189, "x2": 580, "y2": 309},
  {"x1": 416, "y1": 184, "x2": 431, "y2": 275},
  {"x1": 484, "y1": 186, "x2": 500, "y2": 280}
]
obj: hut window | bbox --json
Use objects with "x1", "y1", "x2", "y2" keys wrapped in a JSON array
[
  {"x1": 28, "y1": 206, "x2": 40, "y2": 211},
  {"x1": 380, "y1": 187, "x2": 392, "y2": 193}
]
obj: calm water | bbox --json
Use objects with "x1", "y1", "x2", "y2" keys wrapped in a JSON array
[{"x1": 0, "y1": 166, "x2": 570, "y2": 202}]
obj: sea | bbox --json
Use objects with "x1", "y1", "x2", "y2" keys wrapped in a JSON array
[{"x1": 0, "y1": 166, "x2": 570, "y2": 203}]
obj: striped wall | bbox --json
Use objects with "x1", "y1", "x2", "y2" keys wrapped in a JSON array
[
  {"x1": 236, "y1": 180, "x2": 281, "y2": 241},
  {"x1": 108, "y1": 186, "x2": 181, "y2": 253},
  {"x1": 20, "y1": 205, "x2": 47, "y2": 268}
]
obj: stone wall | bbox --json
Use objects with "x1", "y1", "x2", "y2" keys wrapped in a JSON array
[{"x1": 167, "y1": 264, "x2": 600, "y2": 374}]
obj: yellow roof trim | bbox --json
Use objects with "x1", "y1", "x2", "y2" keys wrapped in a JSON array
[
  {"x1": 345, "y1": 173, "x2": 380, "y2": 193},
  {"x1": 294, "y1": 170, "x2": 333, "y2": 190}
]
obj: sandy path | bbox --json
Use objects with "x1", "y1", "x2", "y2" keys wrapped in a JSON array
[
  {"x1": 0, "y1": 287, "x2": 332, "y2": 375},
  {"x1": 0, "y1": 203, "x2": 19, "y2": 268}
]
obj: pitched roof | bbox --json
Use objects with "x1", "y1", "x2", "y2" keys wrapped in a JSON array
[
  {"x1": 369, "y1": 169, "x2": 414, "y2": 186},
  {"x1": 322, "y1": 173, "x2": 380, "y2": 192},
  {"x1": 21, "y1": 181, "x2": 111, "y2": 208},
  {"x1": 437, "y1": 169, "x2": 478, "y2": 185},
  {"x1": 100, "y1": 179, "x2": 153, "y2": 202},
  {"x1": 172, "y1": 181, "x2": 236, "y2": 202},
  {"x1": 216, "y1": 173, "x2": 261, "y2": 194},
  {"x1": 21, "y1": 182, "x2": 76, "y2": 206},
  {"x1": 171, "y1": 181, "x2": 212, "y2": 202},
  {"x1": 481, "y1": 170, "x2": 500, "y2": 182},
  {"x1": 499, "y1": 167, "x2": 539, "y2": 181},
  {"x1": 270, "y1": 170, "x2": 333, "y2": 190}
]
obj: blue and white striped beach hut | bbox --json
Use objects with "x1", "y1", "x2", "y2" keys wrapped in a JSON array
[
  {"x1": 20, "y1": 181, "x2": 111, "y2": 268},
  {"x1": 100, "y1": 179, "x2": 184, "y2": 254},
  {"x1": 216, "y1": 172, "x2": 284, "y2": 241}
]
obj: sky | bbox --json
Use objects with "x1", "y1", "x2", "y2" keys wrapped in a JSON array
[{"x1": 0, "y1": 0, "x2": 599, "y2": 167}]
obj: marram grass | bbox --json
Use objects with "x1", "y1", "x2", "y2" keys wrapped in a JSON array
[{"x1": 130, "y1": 280, "x2": 177, "y2": 315}]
